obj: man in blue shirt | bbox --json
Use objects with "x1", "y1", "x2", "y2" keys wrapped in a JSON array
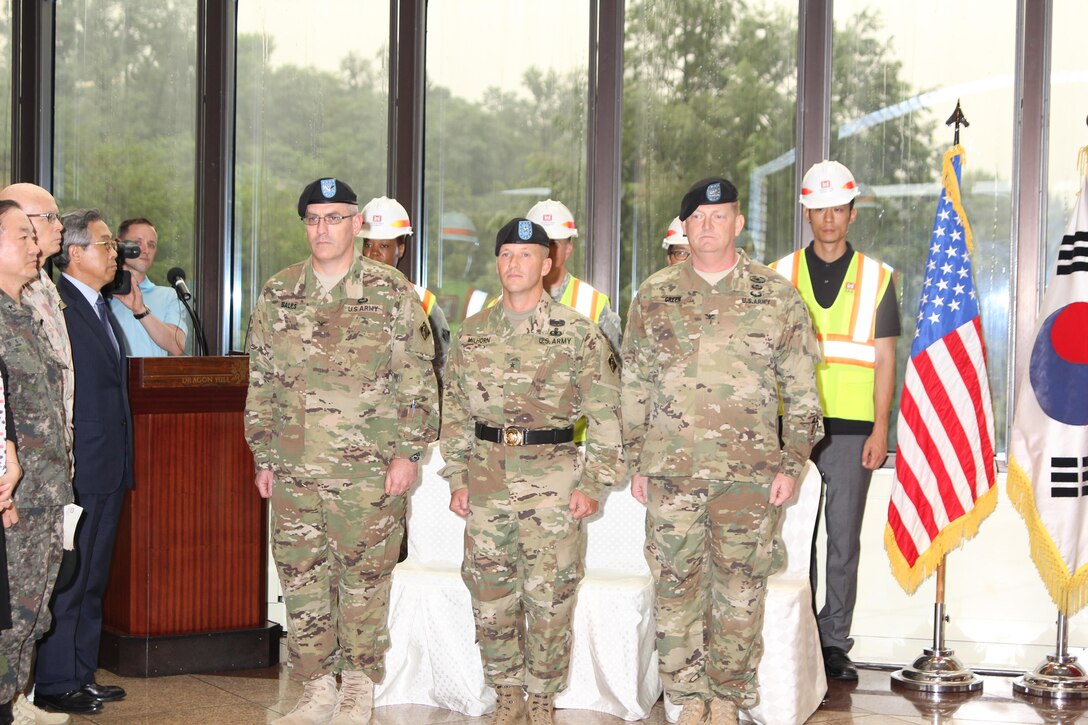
[{"x1": 108, "y1": 218, "x2": 187, "y2": 356}]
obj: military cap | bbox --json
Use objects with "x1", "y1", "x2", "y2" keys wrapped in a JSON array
[
  {"x1": 297, "y1": 178, "x2": 358, "y2": 218},
  {"x1": 678, "y1": 176, "x2": 739, "y2": 221},
  {"x1": 494, "y1": 217, "x2": 550, "y2": 255}
]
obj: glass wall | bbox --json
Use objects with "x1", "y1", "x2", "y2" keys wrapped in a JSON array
[
  {"x1": 422, "y1": 0, "x2": 590, "y2": 332},
  {"x1": 620, "y1": 0, "x2": 799, "y2": 315},
  {"x1": 1045, "y1": 0, "x2": 1088, "y2": 279},
  {"x1": 832, "y1": 0, "x2": 1015, "y2": 454},
  {"x1": 231, "y1": 0, "x2": 390, "y2": 349},
  {"x1": 0, "y1": 0, "x2": 11, "y2": 185},
  {"x1": 53, "y1": 0, "x2": 198, "y2": 292}
]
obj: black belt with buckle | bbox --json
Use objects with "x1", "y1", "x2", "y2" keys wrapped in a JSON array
[{"x1": 474, "y1": 422, "x2": 575, "y2": 446}]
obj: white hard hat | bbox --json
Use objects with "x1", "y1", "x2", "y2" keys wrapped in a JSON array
[
  {"x1": 440, "y1": 211, "x2": 478, "y2": 245},
  {"x1": 799, "y1": 160, "x2": 860, "y2": 209},
  {"x1": 526, "y1": 199, "x2": 578, "y2": 239},
  {"x1": 661, "y1": 216, "x2": 689, "y2": 250},
  {"x1": 361, "y1": 196, "x2": 413, "y2": 239}
]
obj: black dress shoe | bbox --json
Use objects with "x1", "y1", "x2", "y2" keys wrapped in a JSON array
[
  {"x1": 82, "y1": 682, "x2": 127, "y2": 701},
  {"x1": 823, "y1": 646, "x2": 859, "y2": 681},
  {"x1": 33, "y1": 690, "x2": 103, "y2": 714}
]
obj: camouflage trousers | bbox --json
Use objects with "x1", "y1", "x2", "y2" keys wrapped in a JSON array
[
  {"x1": 461, "y1": 501, "x2": 583, "y2": 693},
  {"x1": 0, "y1": 507, "x2": 64, "y2": 702},
  {"x1": 644, "y1": 477, "x2": 783, "y2": 708},
  {"x1": 271, "y1": 475, "x2": 404, "y2": 683}
]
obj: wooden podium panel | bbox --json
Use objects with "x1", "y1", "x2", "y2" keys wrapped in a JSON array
[{"x1": 101, "y1": 356, "x2": 280, "y2": 676}]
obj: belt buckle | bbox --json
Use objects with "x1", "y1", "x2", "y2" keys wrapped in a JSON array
[{"x1": 503, "y1": 426, "x2": 525, "y2": 446}]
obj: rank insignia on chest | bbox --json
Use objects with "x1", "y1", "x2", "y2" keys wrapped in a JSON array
[{"x1": 419, "y1": 322, "x2": 431, "y2": 340}]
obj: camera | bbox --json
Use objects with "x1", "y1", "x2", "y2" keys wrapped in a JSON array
[{"x1": 106, "y1": 241, "x2": 142, "y2": 296}]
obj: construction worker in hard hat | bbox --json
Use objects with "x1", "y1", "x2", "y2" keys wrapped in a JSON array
[
  {"x1": 361, "y1": 196, "x2": 451, "y2": 385},
  {"x1": 661, "y1": 216, "x2": 690, "y2": 267},
  {"x1": 770, "y1": 160, "x2": 901, "y2": 683},
  {"x1": 525, "y1": 199, "x2": 622, "y2": 356}
]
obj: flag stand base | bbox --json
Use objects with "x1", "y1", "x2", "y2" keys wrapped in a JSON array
[
  {"x1": 1013, "y1": 654, "x2": 1088, "y2": 699},
  {"x1": 891, "y1": 648, "x2": 983, "y2": 693},
  {"x1": 1014, "y1": 614, "x2": 1088, "y2": 699}
]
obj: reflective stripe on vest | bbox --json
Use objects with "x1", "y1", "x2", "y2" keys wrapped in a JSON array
[
  {"x1": 558, "y1": 276, "x2": 610, "y2": 324},
  {"x1": 414, "y1": 285, "x2": 436, "y2": 316},
  {"x1": 772, "y1": 249, "x2": 892, "y2": 421}
]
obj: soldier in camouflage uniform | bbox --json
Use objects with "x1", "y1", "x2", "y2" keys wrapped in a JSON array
[
  {"x1": 621, "y1": 178, "x2": 823, "y2": 725},
  {"x1": 245, "y1": 178, "x2": 439, "y2": 725},
  {"x1": 441, "y1": 218, "x2": 624, "y2": 725},
  {"x1": 0, "y1": 201, "x2": 71, "y2": 722}
]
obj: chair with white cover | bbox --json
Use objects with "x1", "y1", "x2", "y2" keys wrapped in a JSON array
[
  {"x1": 554, "y1": 483, "x2": 661, "y2": 720},
  {"x1": 663, "y1": 460, "x2": 827, "y2": 724},
  {"x1": 373, "y1": 445, "x2": 495, "y2": 716}
]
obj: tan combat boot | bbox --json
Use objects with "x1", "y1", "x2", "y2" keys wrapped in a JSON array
[
  {"x1": 675, "y1": 698, "x2": 707, "y2": 725},
  {"x1": 526, "y1": 691, "x2": 554, "y2": 725},
  {"x1": 709, "y1": 698, "x2": 739, "y2": 725},
  {"x1": 329, "y1": 671, "x2": 374, "y2": 725},
  {"x1": 272, "y1": 673, "x2": 338, "y2": 725},
  {"x1": 490, "y1": 685, "x2": 525, "y2": 725},
  {"x1": 16, "y1": 694, "x2": 70, "y2": 725}
]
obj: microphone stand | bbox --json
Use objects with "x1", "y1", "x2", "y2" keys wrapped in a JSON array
[{"x1": 176, "y1": 287, "x2": 209, "y2": 356}]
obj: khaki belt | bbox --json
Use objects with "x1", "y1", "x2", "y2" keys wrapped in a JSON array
[{"x1": 474, "y1": 422, "x2": 575, "y2": 446}]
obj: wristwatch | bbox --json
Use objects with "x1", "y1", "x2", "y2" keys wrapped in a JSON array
[{"x1": 133, "y1": 308, "x2": 151, "y2": 320}]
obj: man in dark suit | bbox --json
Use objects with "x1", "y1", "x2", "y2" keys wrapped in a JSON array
[{"x1": 33, "y1": 209, "x2": 132, "y2": 715}]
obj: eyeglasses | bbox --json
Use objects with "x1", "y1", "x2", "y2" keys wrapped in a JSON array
[
  {"x1": 668, "y1": 248, "x2": 691, "y2": 260},
  {"x1": 302, "y1": 213, "x2": 354, "y2": 226},
  {"x1": 90, "y1": 240, "x2": 119, "y2": 252},
  {"x1": 27, "y1": 212, "x2": 62, "y2": 224}
]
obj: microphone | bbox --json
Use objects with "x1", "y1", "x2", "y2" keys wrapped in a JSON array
[{"x1": 167, "y1": 267, "x2": 192, "y2": 301}]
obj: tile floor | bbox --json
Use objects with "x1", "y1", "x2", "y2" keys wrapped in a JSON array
[{"x1": 51, "y1": 660, "x2": 1088, "y2": 724}]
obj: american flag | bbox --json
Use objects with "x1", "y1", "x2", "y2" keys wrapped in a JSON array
[{"x1": 885, "y1": 145, "x2": 997, "y2": 594}]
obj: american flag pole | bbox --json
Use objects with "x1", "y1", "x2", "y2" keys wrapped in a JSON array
[{"x1": 890, "y1": 104, "x2": 989, "y2": 694}]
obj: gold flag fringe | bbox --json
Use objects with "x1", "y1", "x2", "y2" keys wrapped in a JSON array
[
  {"x1": 1078, "y1": 144, "x2": 1088, "y2": 179},
  {"x1": 884, "y1": 481, "x2": 997, "y2": 595},
  {"x1": 942, "y1": 145, "x2": 974, "y2": 254},
  {"x1": 1008, "y1": 457, "x2": 1088, "y2": 616}
]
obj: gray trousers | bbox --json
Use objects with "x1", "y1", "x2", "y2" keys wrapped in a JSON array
[{"x1": 809, "y1": 434, "x2": 873, "y2": 652}]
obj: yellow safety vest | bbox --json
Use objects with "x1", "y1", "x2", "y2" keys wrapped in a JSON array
[
  {"x1": 557, "y1": 276, "x2": 610, "y2": 324},
  {"x1": 771, "y1": 250, "x2": 892, "y2": 421},
  {"x1": 414, "y1": 285, "x2": 436, "y2": 316}
]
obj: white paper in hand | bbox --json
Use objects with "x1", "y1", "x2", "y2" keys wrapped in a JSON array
[{"x1": 62, "y1": 504, "x2": 83, "y2": 551}]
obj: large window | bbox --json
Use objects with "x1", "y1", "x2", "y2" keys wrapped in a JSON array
[
  {"x1": 1045, "y1": 0, "x2": 1088, "y2": 279},
  {"x1": 0, "y1": 1, "x2": 10, "y2": 185},
  {"x1": 53, "y1": 0, "x2": 198, "y2": 297},
  {"x1": 422, "y1": 0, "x2": 590, "y2": 331},
  {"x1": 832, "y1": 1, "x2": 1015, "y2": 454},
  {"x1": 620, "y1": 0, "x2": 799, "y2": 315},
  {"x1": 231, "y1": 0, "x2": 390, "y2": 348}
]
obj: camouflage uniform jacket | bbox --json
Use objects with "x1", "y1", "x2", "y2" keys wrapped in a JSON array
[
  {"x1": 245, "y1": 244, "x2": 439, "y2": 479},
  {"x1": 621, "y1": 250, "x2": 823, "y2": 483},
  {"x1": 0, "y1": 290, "x2": 72, "y2": 506},
  {"x1": 22, "y1": 270, "x2": 74, "y2": 472},
  {"x1": 440, "y1": 293, "x2": 624, "y2": 508}
]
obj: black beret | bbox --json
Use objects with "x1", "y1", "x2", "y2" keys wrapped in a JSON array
[
  {"x1": 678, "y1": 177, "x2": 739, "y2": 221},
  {"x1": 297, "y1": 178, "x2": 358, "y2": 218},
  {"x1": 494, "y1": 217, "x2": 550, "y2": 255}
]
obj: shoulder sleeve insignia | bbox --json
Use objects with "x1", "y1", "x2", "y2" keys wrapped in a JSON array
[
  {"x1": 607, "y1": 353, "x2": 619, "y2": 374},
  {"x1": 419, "y1": 321, "x2": 431, "y2": 341}
]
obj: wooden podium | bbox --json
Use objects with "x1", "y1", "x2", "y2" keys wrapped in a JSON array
[{"x1": 100, "y1": 356, "x2": 281, "y2": 676}]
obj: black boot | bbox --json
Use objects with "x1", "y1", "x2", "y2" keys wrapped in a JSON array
[{"x1": 0, "y1": 699, "x2": 14, "y2": 725}]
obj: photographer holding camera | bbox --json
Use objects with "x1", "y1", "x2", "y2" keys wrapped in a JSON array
[{"x1": 108, "y1": 218, "x2": 187, "y2": 356}]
